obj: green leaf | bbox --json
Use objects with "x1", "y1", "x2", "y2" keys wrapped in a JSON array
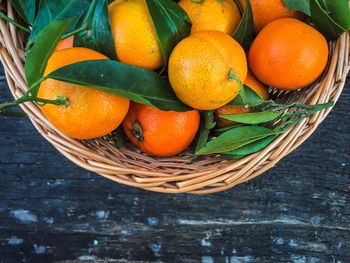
[
  {"x1": 310, "y1": 0, "x2": 350, "y2": 39},
  {"x1": 196, "y1": 125, "x2": 280, "y2": 155},
  {"x1": 220, "y1": 110, "x2": 282, "y2": 124},
  {"x1": 232, "y1": 0, "x2": 253, "y2": 50},
  {"x1": 308, "y1": 101, "x2": 334, "y2": 114},
  {"x1": 321, "y1": 0, "x2": 350, "y2": 30},
  {"x1": 195, "y1": 111, "x2": 216, "y2": 154},
  {"x1": 74, "y1": 0, "x2": 116, "y2": 59},
  {"x1": 228, "y1": 85, "x2": 265, "y2": 107},
  {"x1": 224, "y1": 135, "x2": 276, "y2": 159},
  {"x1": 146, "y1": 0, "x2": 191, "y2": 68},
  {"x1": 283, "y1": 0, "x2": 311, "y2": 16},
  {"x1": 10, "y1": 0, "x2": 37, "y2": 24},
  {"x1": 47, "y1": 60, "x2": 190, "y2": 112},
  {"x1": 25, "y1": 19, "x2": 73, "y2": 97},
  {"x1": 280, "y1": 101, "x2": 334, "y2": 122},
  {"x1": 28, "y1": 0, "x2": 90, "y2": 44},
  {"x1": 214, "y1": 124, "x2": 246, "y2": 134}
]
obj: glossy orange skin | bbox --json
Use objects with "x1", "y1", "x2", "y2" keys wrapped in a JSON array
[
  {"x1": 55, "y1": 36, "x2": 74, "y2": 51},
  {"x1": 38, "y1": 48, "x2": 130, "y2": 139},
  {"x1": 179, "y1": 0, "x2": 241, "y2": 35},
  {"x1": 168, "y1": 30, "x2": 248, "y2": 110},
  {"x1": 123, "y1": 103, "x2": 200, "y2": 157},
  {"x1": 249, "y1": 18, "x2": 329, "y2": 90},
  {"x1": 215, "y1": 71, "x2": 269, "y2": 128},
  {"x1": 238, "y1": 0, "x2": 304, "y2": 33},
  {"x1": 108, "y1": 0, "x2": 163, "y2": 70}
]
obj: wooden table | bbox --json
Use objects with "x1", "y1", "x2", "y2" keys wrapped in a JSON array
[{"x1": 0, "y1": 65, "x2": 349, "y2": 262}]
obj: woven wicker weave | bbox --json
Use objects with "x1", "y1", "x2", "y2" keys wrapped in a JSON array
[{"x1": 1, "y1": 1, "x2": 349, "y2": 194}]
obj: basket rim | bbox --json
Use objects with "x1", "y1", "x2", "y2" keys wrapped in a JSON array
[{"x1": 0, "y1": 1, "x2": 349, "y2": 194}]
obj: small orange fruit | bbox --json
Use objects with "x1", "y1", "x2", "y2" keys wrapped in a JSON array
[
  {"x1": 179, "y1": 0, "x2": 241, "y2": 35},
  {"x1": 244, "y1": 70, "x2": 270, "y2": 100},
  {"x1": 123, "y1": 103, "x2": 200, "y2": 157},
  {"x1": 249, "y1": 18, "x2": 329, "y2": 90},
  {"x1": 238, "y1": 0, "x2": 304, "y2": 33},
  {"x1": 168, "y1": 30, "x2": 248, "y2": 110},
  {"x1": 55, "y1": 36, "x2": 74, "y2": 51},
  {"x1": 215, "y1": 105, "x2": 250, "y2": 128},
  {"x1": 38, "y1": 48, "x2": 130, "y2": 139},
  {"x1": 215, "y1": 71, "x2": 269, "y2": 128},
  {"x1": 108, "y1": 0, "x2": 163, "y2": 70}
]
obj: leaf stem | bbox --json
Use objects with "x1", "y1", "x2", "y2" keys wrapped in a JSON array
[
  {"x1": 228, "y1": 69, "x2": 247, "y2": 107},
  {"x1": 0, "y1": 12, "x2": 30, "y2": 33},
  {"x1": 0, "y1": 95, "x2": 68, "y2": 112},
  {"x1": 0, "y1": 76, "x2": 69, "y2": 115},
  {"x1": 0, "y1": 97, "x2": 29, "y2": 111},
  {"x1": 83, "y1": 0, "x2": 99, "y2": 27},
  {"x1": 25, "y1": 76, "x2": 48, "y2": 97},
  {"x1": 61, "y1": 0, "x2": 97, "y2": 42},
  {"x1": 61, "y1": 25, "x2": 87, "y2": 39},
  {"x1": 34, "y1": 96, "x2": 69, "y2": 106}
]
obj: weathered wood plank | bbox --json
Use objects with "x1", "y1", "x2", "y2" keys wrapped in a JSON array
[{"x1": 0, "y1": 65, "x2": 349, "y2": 262}]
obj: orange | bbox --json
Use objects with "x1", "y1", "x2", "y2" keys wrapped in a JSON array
[
  {"x1": 249, "y1": 18, "x2": 329, "y2": 90},
  {"x1": 56, "y1": 36, "x2": 74, "y2": 51},
  {"x1": 168, "y1": 30, "x2": 248, "y2": 110},
  {"x1": 38, "y1": 47, "x2": 130, "y2": 139},
  {"x1": 244, "y1": 70, "x2": 270, "y2": 100},
  {"x1": 215, "y1": 71, "x2": 269, "y2": 127},
  {"x1": 108, "y1": 0, "x2": 163, "y2": 70},
  {"x1": 237, "y1": 0, "x2": 304, "y2": 33},
  {"x1": 215, "y1": 105, "x2": 250, "y2": 128},
  {"x1": 179, "y1": 0, "x2": 241, "y2": 35},
  {"x1": 123, "y1": 103, "x2": 200, "y2": 157}
]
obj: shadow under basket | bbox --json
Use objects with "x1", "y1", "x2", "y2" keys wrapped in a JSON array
[{"x1": 1, "y1": 3, "x2": 349, "y2": 194}]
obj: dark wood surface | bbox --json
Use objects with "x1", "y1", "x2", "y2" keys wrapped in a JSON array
[{"x1": 0, "y1": 64, "x2": 349, "y2": 262}]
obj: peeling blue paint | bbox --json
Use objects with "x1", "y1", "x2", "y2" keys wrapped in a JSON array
[
  {"x1": 34, "y1": 244, "x2": 46, "y2": 254},
  {"x1": 10, "y1": 209, "x2": 38, "y2": 224},
  {"x1": 147, "y1": 217, "x2": 159, "y2": 227},
  {"x1": 7, "y1": 236, "x2": 24, "y2": 245}
]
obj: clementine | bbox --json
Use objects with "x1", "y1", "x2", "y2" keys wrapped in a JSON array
[
  {"x1": 179, "y1": 0, "x2": 241, "y2": 35},
  {"x1": 38, "y1": 47, "x2": 130, "y2": 139},
  {"x1": 168, "y1": 30, "x2": 248, "y2": 110},
  {"x1": 215, "y1": 71, "x2": 269, "y2": 128},
  {"x1": 244, "y1": 70, "x2": 270, "y2": 100},
  {"x1": 123, "y1": 103, "x2": 200, "y2": 157},
  {"x1": 215, "y1": 105, "x2": 250, "y2": 128},
  {"x1": 237, "y1": 0, "x2": 304, "y2": 33},
  {"x1": 55, "y1": 36, "x2": 74, "y2": 51},
  {"x1": 108, "y1": 0, "x2": 163, "y2": 70},
  {"x1": 249, "y1": 18, "x2": 329, "y2": 90}
]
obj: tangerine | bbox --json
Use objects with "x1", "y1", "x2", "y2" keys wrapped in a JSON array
[
  {"x1": 215, "y1": 71, "x2": 269, "y2": 128},
  {"x1": 179, "y1": 0, "x2": 241, "y2": 35},
  {"x1": 168, "y1": 30, "x2": 248, "y2": 110},
  {"x1": 38, "y1": 47, "x2": 130, "y2": 139},
  {"x1": 108, "y1": 0, "x2": 163, "y2": 70},
  {"x1": 238, "y1": 0, "x2": 304, "y2": 33},
  {"x1": 55, "y1": 36, "x2": 74, "y2": 51},
  {"x1": 249, "y1": 18, "x2": 329, "y2": 90},
  {"x1": 123, "y1": 103, "x2": 200, "y2": 157},
  {"x1": 244, "y1": 70, "x2": 270, "y2": 100}
]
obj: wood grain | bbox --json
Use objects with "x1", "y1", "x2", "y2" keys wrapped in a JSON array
[{"x1": 0, "y1": 66, "x2": 349, "y2": 262}]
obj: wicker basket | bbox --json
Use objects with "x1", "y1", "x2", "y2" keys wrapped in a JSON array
[{"x1": 1, "y1": 2, "x2": 349, "y2": 194}]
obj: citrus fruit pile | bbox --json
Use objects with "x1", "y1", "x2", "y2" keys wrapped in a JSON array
[{"x1": 1, "y1": 0, "x2": 349, "y2": 159}]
